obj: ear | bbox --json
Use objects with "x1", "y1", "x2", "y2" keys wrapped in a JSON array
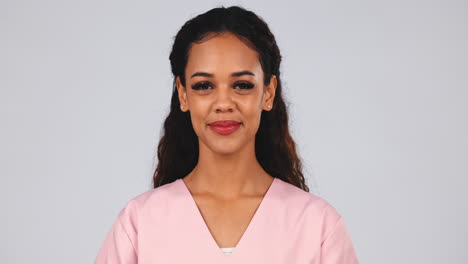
[
  {"x1": 176, "y1": 76, "x2": 189, "y2": 112},
  {"x1": 263, "y1": 75, "x2": 277, "y2": 111}
]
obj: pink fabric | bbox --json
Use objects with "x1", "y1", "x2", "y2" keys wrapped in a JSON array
[{"x1": 95, "y1": 177, "x2": 359, "y2": 263}]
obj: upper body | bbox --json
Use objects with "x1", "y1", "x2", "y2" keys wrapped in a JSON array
[
  {"x1": 95, "y1": 6, "x2": 359, "y2": 264},
  {"x1": 94, "y1": 177, "x2": 359, "y2": 263}
]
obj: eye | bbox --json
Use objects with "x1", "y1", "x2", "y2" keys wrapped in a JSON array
[
  {"x1": 190, "y1": 81, "x2": 254, "y2": 92},
  {"x1": 234, "y1": 82, "x2": 255, "y2": 90},
  {"x1": 191, "y1": 81, "x2": 213, "y2": 90}
]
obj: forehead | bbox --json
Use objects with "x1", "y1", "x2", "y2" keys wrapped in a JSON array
[{"x1": 185, "y1": 33, "x2": 261, "y2": 75}]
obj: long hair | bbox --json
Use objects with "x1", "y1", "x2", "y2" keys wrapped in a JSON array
[{"x1": 152, "y1": 5, "x2": 309, "y2": 192}]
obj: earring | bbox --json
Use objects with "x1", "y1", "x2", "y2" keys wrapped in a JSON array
[
  {"x1": 267, "y1": 105, "x2": 271, "y2": 109},
  {"x1": 181, "y1": 105, "x2": 184, "y2": 109}
]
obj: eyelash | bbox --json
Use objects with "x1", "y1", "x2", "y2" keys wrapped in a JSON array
[{"x1": 191, "y1": 81, "x2": 255, "y2": 91}]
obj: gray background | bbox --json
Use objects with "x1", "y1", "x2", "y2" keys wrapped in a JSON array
[{"x1": 2, "y1": 0, "x2": 467, "y2": 263}]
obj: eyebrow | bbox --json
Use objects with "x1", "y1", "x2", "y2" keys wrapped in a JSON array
[{"x1": 190, "y1": 70, "x2": 255, "y2": 79}]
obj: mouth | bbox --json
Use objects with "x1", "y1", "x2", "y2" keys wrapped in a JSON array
[
  {"x1": 208, "y1": 120, "x2": 242, "y2": 126},
  {"x1": 208, "y1": 120, "x2": 242, "y2": 135}
]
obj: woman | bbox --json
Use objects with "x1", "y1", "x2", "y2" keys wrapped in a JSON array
[{"x1": 95, "y1": 5, "x2": 359, "y2": 263}]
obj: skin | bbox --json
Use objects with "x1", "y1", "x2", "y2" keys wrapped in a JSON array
[{"x1": 176, "y1": 32, "x2": 278, "y2": 247}]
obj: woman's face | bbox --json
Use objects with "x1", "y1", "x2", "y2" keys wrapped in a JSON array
[{"x1": 176, "y1": 32, "x2": 277, "y2": 155}]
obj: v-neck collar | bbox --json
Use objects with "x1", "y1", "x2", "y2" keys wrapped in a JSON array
[{"x1": 177, "y1": 177, "x2": 278, "y2": 260}]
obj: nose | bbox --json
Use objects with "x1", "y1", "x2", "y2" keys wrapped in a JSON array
[{"x1": 214, "y1": 84, "x2": 234, "y2": 113}]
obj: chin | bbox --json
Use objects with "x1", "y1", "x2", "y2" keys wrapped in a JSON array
[
  {"x1": 211, "y1": 143, "x2": 243, "y2": 155},
  {"x1": 199, "y1": 138, "x2": 244, "y2": 155}
]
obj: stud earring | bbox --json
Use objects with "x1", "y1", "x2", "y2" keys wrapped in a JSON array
[{"x1": 267, "y1": 105, "x2": 271, "y2": 109}]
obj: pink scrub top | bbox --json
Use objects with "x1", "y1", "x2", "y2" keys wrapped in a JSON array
[{"x1": 95, "y1": 177, "x2": 359, "y2": 263}]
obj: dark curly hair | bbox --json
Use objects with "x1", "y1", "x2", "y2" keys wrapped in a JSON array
[{"x1": 152, "y1": 5, "x2": 309, "y2": 192}]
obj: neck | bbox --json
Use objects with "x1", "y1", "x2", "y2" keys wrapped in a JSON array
[{"x1": 183, "y1": 140, "x2": 272, "y2": 199}]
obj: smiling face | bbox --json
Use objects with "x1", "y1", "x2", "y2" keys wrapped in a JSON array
[{"x1": 176, "y1": 32, "x2": 277, "y2": 155}]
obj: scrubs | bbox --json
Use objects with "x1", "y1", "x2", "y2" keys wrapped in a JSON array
[{"x1": 95, "y1": 177, "x2": 359, "y2": 263}]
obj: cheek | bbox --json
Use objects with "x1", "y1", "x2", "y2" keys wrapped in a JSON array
[
  {"x1": 187, "y1": 103, "x2": 210, "y2": 132},
  {"x1": 241, "y1": 105, "x2": 263, "y2": 131}
]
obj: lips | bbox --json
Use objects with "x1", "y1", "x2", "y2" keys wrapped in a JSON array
[
  {"x1": 208, "y1": 120, "x2": 241, "y2": 126},
  {"x1": 208, "y1": 120, "x2": 241, "y2": 135}
]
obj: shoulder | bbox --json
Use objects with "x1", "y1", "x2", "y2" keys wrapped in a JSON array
[
  {"x1": 275, "y1": 178, "x2": 337, "y2": 210},
  {"x1": 274, "y1": 178, "x2": 342, "y2": 235},
  {"x1": 116, "y1": 179, "x2": 182, "y2": 223}
]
